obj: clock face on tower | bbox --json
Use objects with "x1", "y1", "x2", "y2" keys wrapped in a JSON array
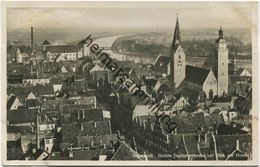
[{"x1": 177, "y1": 55, "x2": 182, "y2": 67}]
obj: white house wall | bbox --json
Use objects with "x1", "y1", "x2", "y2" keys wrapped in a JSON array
[{"x1": 203, "y1": 71, "x2": 217, "y2": 98}]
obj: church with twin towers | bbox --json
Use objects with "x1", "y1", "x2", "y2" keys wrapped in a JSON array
[{"x1": 155, "y1": 15, "x2": 229, "y2": 98}]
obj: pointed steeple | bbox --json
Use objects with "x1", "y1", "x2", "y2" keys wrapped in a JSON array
[
  {"x1": 219, "y1": 26, "x2": 224, "y2": 39},
  {"x1": 172, "y1": 14, "x2": 181, "y2": 51},
  {"x1": 216, "y1": 26, "x2": 225, "y2": 43}
]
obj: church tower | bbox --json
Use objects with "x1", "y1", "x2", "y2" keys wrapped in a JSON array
[
  {"x1": 169, "y1": 15, "x2": 186, "y2": 88},
  {"x1": 215, "y1": 27, "x2": 229, "y2": 96}
]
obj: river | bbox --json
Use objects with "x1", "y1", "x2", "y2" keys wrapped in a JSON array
[
  {"x1": 94, "y1": 34, "x2": 155, "y2": 64},
  {"x1": 94, "y1": 34, "x2": 252, "y2": 69}
]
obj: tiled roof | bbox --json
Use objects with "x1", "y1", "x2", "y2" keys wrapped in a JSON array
[
  {"x1": 42, "y1": 62, "x2": 60, "y2": 73},
  {"x1": 7, "y1": 95, "x2": 17, "y2": 110},
  {"x1": 8, "y1": 85, "x2": 55, "y2": 99},
  {"x1": 110, "y1": 142, "x2": 145, "y2": 160},
  {"x1": 235, "y1": 68, "x2": 251, "y2": 77},
  {"x1": 235, "y1": 82, "x2": 252, "y2": 96},
  {"x1": 182, "y1": 134, "x2": 205, "y2": 160},
  {"x1": 168, "y1": 134, "x2": 183, "y2": 152},
  {"x1": 41, "y1": 100, "x2": 59, "y2": 111},
  {"x1": 144, "y1": 78, "x2": 157, "y2": 87},
  {"x1": 214, "y1": 134, "x2": 252, "y2": 160},
  {"x1": 45, "y1": 45, "x2": 81, "y2": 53},
  {"x1": 26, "y1": 99, "x2": 39, "y2": 108},
  {"x1": 60, "y1": 107, "x2": 103, "y2": 123},
  {"x1": 7, "y1": 125, "x2": 33, "y2": 133},
  {"x1": 7, "y1": 109, "x2": 37, "y2": 124},
  {"x1": 185, "y1": 65, "x2": 210, "y2": 85},
  {"x1": 7, "y1": 75, "x2": 24, "y2": 84},
  {"x1": 48, "y1": 149, "x2": 100, "y2": 160},
  {"x1": 204, "y1": 113, "x2": 224, "y2": 128},
  {"x1": 213, "y1": 102, "x2": 231, "y2": 111},
  {"x1": 90, "y1": 64, "x2": 106, "y2": 73},
  {"x1": 135, "y1": 112, "x2": 222, "y2": 135},
  {"x1": 62, "y1": 121, "x2": 111, "y2": 144},
  {"x1": 7, "y1": 140, "x2": 24, "y2": 160},
  {"x1": 42, "y1": 40, "x2": 51, "y2": 45},
  {"x1": 77, "y1": 134, "x2": 118, "y2": 148},
  {"x1": 7, "y1": 64, "x2": 31, "y2": 76},
  {"x1": 153, "y1": 55, "x2": 170, "y2": 73}
]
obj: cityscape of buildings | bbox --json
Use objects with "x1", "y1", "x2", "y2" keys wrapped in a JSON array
[{"x1": 6, "y1": 11, "x2": 253, "y2": 161}]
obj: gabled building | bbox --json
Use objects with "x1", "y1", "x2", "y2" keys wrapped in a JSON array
[
  {"x1": 90, "y1": 64, "x2": 110, "y2": 88},
  {"x1": 110, "y1": 141, "x2": 145, "y2": 160},
  {"x1": 7, "y1": 95, "x2": 23, "y2": 111},
  {"x1": 152, "y1": 16, "x2": 229, "y2": 99},
  {"x1": 235, "y1": 68, "x2": 252, "y2": 78},
  {"x1": 169, "y1": 16, "x2": 186, "y2": 88},
  {"x1": 45, "y1": 45, "x2": 83, "y2": 62},
  {"x1": 183, "y1": 65, "x2": 217, "y2": 99},
  {"x1": 42, "y1": 40, "x2": 51, "y2": 52},
  {"x1": 153, "y1": 54, "x2": 170, "y2": 75}
]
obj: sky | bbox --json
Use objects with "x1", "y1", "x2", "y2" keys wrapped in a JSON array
[{"x1": 7, "y1": 2, "x2": 257, "y2": 31}]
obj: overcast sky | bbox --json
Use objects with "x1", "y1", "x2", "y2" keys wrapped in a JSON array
[{"x1": 7, "y1": 2, "x2": 256, "y2": 30}]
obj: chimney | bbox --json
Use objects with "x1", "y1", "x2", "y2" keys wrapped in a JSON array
[
  {"x1": 117, "y1": 130, "x2": 121, "y2": 140},
  {"x1": 108, "y1": 120, "x2": 112, "y2": 134},
  {"x1": 142, "y1": 120, "x2": 146, "y2": 129},
  {"x1": 36, "y1": 60, "x2": 38, "y2": 78},
  {"x1": 143, "y1": 152, "x2": 148, "y2": 161},
  {"x1": 100, "y1": 139, "x2": 103, "y2": 146},
  {"x1": 174, "y1": 127, "x2": 178, "y2": 134},
  {"x1": 69, "y1": 150, "x2": 73, "y2": 158},
  {"x1": 31, "y1": 27, "x2": 34, "y2": 52},
  {"x1": 236, "y1": 139, "x2": 240, "y2": 150},
  {"x1": 132, "y1": 137, "x2": 137, "y2": 151},
  {"x1": 30, "y1": 61, "x2": 33, "y2": 76},
  {"x1": 82, "y1": 110, "x2": 85, "y2": 119},
  {"x1": 81, "y1": 144, "x2": 84, "y2": 151},
  {"x1": 204, "y1": 133, "x2": 207, "y2": 143},
  {"x1": 111, "y1": 146, "x2": 115, "y2": 153},
  {"x1": 80, "y1": 124, "x2": 83, "y2": 131},
  {"x1": 166, "y1": 134, "x2": 169, "y2": 144}
]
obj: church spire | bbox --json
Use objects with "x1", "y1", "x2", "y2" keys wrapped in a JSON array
[
  {"x1": 172, "y1": 14, "x2": 181, "y2": 51},
  {"x1": 219, "y1": 26, "x2": 224, "y2": 39}
]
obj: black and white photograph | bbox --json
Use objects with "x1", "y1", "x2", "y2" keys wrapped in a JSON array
[{"x1": 1, "y1": 1, "x2": 258, "y2": 165}]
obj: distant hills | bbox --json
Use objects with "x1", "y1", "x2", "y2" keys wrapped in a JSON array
[{"x1": 7, "y1": 27, "x2": 251, "y2": 47}]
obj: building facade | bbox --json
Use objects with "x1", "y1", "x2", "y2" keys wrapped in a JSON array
[
  {"x1": 215, "y1": 27, "x2": 229, "y2": 96},
  {"x1": 169, "y1": 16, "x2": 186, "y2": 89}
]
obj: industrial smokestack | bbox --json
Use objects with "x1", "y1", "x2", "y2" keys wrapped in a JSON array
[{"x1": 31, "y1": 27, "x2": 34, "y2": 52}]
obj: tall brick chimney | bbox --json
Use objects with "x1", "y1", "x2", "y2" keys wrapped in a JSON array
[{"x1": 31, "y1": 27, "x2": 34, "y2": 52}]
